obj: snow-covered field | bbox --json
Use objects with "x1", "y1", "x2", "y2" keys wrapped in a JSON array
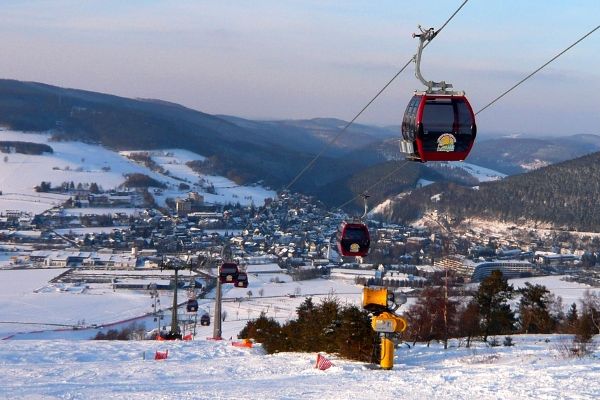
[
  {"x1": 0, "y1": 335, "x2": 598, "y2": 399},
  {"x1": 0, "y1": 266, "x2": 362, "y2": 341},
  {"x1": 3, "y1": 265, "x2": 599, "y2": 341},
  {"x1": 0, "y1": 130, "x2": 151, "y2": 214},
  {"x1": 509, "y1": 275, "x2": 600, "y2": 309},
  {"x1": 0, "y1": 130, "x2": 275, "y2": 215},
  {"x1": 0, "y1": 268, "x2": 175, "y2": 340},
  {"x1": 122, "y1": 149, "x2": 275, "y2": 207},
  {"x1": 456, "y1": 162, "x2": 507, "y2": 182}
]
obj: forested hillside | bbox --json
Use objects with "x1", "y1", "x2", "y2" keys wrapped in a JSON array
[
  {"x1": 4, "y1": 79, "x2": 598, "y2": 214},
  {"x1": 383, "y1": 152, "x2": 600, "y2": 231},
  {"x1": 307, "y1": 161, "x2": 449, "y2": 211}
]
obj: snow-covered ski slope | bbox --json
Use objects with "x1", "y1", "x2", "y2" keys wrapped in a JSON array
[
  {"x1": 0, "y1": 336, "x2": 598, "y2": 399},
  {"x1": 1, "y1": 269, "x2": 600, "y2": 398},
  {"x1": 0, "y1": 130, "x2": 275, "y2": 215}
]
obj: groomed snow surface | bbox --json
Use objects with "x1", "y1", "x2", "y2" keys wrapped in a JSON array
[{"x1": 0, "y1": 336, "x2": 598, "y2": 399}]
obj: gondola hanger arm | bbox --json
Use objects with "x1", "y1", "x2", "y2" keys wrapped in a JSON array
[
  {"x1": 360, "y1": 193, "x2": 371, "y2": 220},
  {"x1": 413, "y1": 25, "x2": 454, "y2": 94}
]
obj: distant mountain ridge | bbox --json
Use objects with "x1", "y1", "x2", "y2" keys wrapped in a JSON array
[
  {"x1": 0, "y1": 79, "x2": 382, "y2": 195},
  {"x1": 467, "y1": 135, "x2": 600, "y2": 174},
  {"x1": 215, "y1": 115, "x2": 397, "y2": 156}
]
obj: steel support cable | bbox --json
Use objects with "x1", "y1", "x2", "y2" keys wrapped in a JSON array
[
  {"x1": 285, "y1": 0, "x2": 470, "y2": 191},
  {"x1": 476, "y1": 23, "x2": 600, "y2": 116}
]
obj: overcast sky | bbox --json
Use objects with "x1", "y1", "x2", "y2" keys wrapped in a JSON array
[{"x1": 0, "y1": 0, "x2": 599, "y2": 137}]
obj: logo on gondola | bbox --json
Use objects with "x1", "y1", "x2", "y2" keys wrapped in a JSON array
[
  {"x1": 437, "y1": 134, "x2": 456, "y2": 152},
  {"x1": 350, "y1": 243, "x2": 360, "y2": 253}
]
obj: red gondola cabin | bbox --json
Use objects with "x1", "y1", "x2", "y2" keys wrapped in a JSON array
[
  {"x1": 219, "y1": 263, "x2": 239, "y2": 284},
  {"x1": 200, "y1": 314, "x2": 210, "y2": 326},
  {"x1": 337, "y1": 221, "x2": 370, "y2": 257},
  {"x1": 401, "y1": 93, "x2": 476, "y2": 162},
  {"x1": 234, "y1": 272, "x2": 249, "y2": 288},
  {"x1": 186, "y1": 299, "x2": 198, "y2": 313}
]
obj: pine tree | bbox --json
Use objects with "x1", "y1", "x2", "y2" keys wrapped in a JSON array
[
  {"x1": 518, "y1": 283, "x2": 552, "y2": 333},
  {"x1": 475, "y1": 270, "x2": 515, "y2": 342},
  {"x1": 334, "y1": 305, "x2": 378, "y2": 362},
  {"x1": 565, "y1": 302, "x2": 579, "y2": 333}
]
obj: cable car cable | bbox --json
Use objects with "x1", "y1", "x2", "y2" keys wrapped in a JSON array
[
  {"x1": 433, "y1": 0, "x2": 469, "y2": 38},
  {"x1": 475, "y1": 23, "x2": 600, "y2": 116},
  {"x1": 284, "y1": 60, "x2": 413, "y2": 191},
  {"x1": 285, "y1": 0, "x2": 470, "y2": 191},
  {"x1": 336, "y1": 160, "x2": 410, "y2": 210}
]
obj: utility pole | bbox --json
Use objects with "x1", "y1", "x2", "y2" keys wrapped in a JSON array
[
  {"x1": 427, "y1": 215, "x2": 452, "y2": 349},
  {"x1": 443, "y1": 236, "x2": 449, "y2": 350},
  {"x1": 160, "y1": 256, "x2": 186, "y2": 340},
  {"x1": 212, "y1": 244, "x2": 231, "y2": 340},
  {"x1": 212, "y1": 276, "x2": 223, "y2": 340},
  {"x1": 170, "y1": 266, "x2": 180, "y2": 337},
  {"x1": 150, "y1": 283, "x2": 163, "y2": 333}
]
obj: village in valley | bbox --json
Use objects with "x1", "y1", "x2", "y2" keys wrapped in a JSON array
[{"x1": 2, "y1": 153, "x2": 600, "y2": 341}]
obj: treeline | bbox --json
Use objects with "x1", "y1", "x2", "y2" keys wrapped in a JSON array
[
  {"x1": 35, "y1": 181, "x2": 101, "y2": 193},
  {"x1": 345, "y1": 161, "x2": 423, "y2": 209},
  {"x1": 427, "y1": 163, "x2": 479, "y2": 186},
  {"x1": 386, "y1": 152, "x2": 600, "y2": 231},
  {"x1": 241, "y1": 272, "x2": 599, "y2": 362},
  {"x1": 239, "y1": 297, "x2": 377, "y2": 362},
  {"x1": 122, "y1": 173, "x2": 166, "y2": 189},
  {"x1": 0, "y1": 141, "x2": 53, "y2": 155},
  {"x1": 405, "y1": 271, "x2": 599, "y2": 350},
  {"x1": 125, "y1": 152, "x2": 167, "y2": 175},
  {"x1": 93, "y1": 323, "x2": 146, "y2": 340}
]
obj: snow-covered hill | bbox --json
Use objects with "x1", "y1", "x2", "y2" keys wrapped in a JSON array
[
  {"x1": 0, "y1": 130, "x2": 275, "y2": 215},
  {"x1": 1, "y1": 266, "x2": 600, "y2": 398},
  {"x1": 0, "y1": 336, "x2": 598, "y2": 399}
]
